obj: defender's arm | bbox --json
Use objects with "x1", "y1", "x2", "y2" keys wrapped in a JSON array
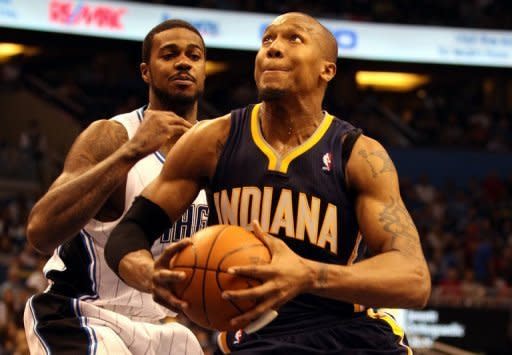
[
  {"x1": 27, "y1": 110, "x2": 191, "y2": 254},
  {"x1": 27, "y1": 120, "x2": 135, "y2": 254}
]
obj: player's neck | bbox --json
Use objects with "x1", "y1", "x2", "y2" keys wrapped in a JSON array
[
  {"x1": 260, "y1": 98, "x2": 324, "y2": 147},
  {"x1": 172, "y1": 103, "x2": 198, "y2": 124}
]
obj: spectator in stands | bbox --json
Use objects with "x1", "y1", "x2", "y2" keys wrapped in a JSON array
[{"x1": 460, "y1": 270, "x2": 486, "y2": 306}]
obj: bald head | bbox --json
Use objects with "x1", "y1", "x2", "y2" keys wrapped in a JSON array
[{"x1": 271, "y1": 12, "x2": 338, "y2": 62}]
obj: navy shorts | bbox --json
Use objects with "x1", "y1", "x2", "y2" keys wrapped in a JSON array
[{"x1": 216, "y1": 309, "x2": 412, "y2": 354}]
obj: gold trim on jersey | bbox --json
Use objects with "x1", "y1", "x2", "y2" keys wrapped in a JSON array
[
  {"x1": 217, "y1": 331, "x2": 231, "y2": 354},
  {"x1": 367, "y1": 309, "x2": 413, "y2": 355},
  {"x1": 250, "y1": 103, "x2": 334, "y2": 174}
]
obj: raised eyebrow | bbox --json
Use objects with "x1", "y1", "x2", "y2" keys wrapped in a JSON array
[
  {"x1": 158, "y1": 43, "x2": 204, "y2": 53},
  {"x1": 158, "y1": 43, "x2": 178, "y2": 53},
  {"x1": 187, "y1": 44, "x2": 204, "y2": 52},
  {"x1": 263, "y1": 23, "x2": 312, "y2": 36},
  {"x1": 289, "y1": 23, "x2": 312, "y2": 33}
]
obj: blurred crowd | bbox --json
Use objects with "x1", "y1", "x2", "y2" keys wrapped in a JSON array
[
  {"x1": 348, "y1": 87, "x2": 512, "y2": 152},
  {"x1": 144, "y1": 0, "x2": 512, "y2": 29},
  {"x1": 402, "y1": 173, "x2": 512, "y2": 307},
  {"x1": 0, "y1": 121, "x2": 47, "y2": 183},
  {"x1": 0, "y1": 196, "x2": 37, "y2": 355}
]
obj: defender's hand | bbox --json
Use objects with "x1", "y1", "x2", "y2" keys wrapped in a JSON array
[
  {"x1": 152, "y1": 238, "x2": 192, "y2": 314},
  {"x1": 222, "y1": 221, "x2": 314, "y2": 329},
  {"x1": 127, "y1": 109, "x2": 193, "y2": 159}
]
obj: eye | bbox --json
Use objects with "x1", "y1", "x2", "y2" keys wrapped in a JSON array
[
  {"x1": 161, "y1": 52, "x2": 176, "y2": 61},
  {"x1": 189, "y1": 52, "x2": 202, "y2": 61},
  {"x1": 290, "y1": 34, "x2": 303, "y2": 43},
  {"x1": 262, "y1": 35, "x2": 273, "y2": 45}
]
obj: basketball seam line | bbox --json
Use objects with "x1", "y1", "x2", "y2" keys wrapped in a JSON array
[
  {"x1": 201, "y1": 226, "x2": 229, "y2": 327},
  {"x1": 215, "y1": 244, "x2": 268, "y2": 314}
]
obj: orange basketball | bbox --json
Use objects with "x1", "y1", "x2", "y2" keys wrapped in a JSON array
[{"x1": 169, "y1": 225, "x2": 271, "y2": 331}]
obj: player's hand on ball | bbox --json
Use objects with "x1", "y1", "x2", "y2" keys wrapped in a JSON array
[
  {"x1": 222, "y1": 220, "x2": 313, "y2": 329},
  {"x1": 152, "y1": 238, "x2": 192, "y2": 313},
  {"x1": 128, "y1": 109, "x2": 193, "y2": 159}
]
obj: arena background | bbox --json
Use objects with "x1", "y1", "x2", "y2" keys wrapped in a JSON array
[{"x1": 1, "y1": 0, "x2": 512, "y2": 354}]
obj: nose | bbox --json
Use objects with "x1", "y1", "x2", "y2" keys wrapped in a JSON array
[
  {"x1": 266, "y1": 39, "x2": 284, "y2": 59},
  {"x1": 175, "y1": 53, "x2": 192, "y2": 70}
]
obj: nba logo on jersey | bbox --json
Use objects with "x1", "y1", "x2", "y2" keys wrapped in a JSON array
[
  {"x1": 233, "y1": 329, "x2": 244, "y2": 345},
  {"x1": 322, "y1": 152, "x2": 332, "y2": 173}
]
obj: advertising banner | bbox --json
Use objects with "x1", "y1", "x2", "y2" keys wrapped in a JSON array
[
  {"x1": 384, "y1": 307, "x2": 511, "y2": 353},
  {"x1": 1, "y1": 0, "x2": 512, "y2": 67}
]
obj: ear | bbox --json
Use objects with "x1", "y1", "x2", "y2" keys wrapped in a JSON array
[
  {"x1": 140, "y1": 62, "x2": 150, "y2": 84},
  {"x1": 320, "y1": 61, "x2": 336, "y2": 83}
]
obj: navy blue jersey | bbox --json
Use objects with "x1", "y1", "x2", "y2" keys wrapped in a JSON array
[{"x1": 206, "y1": 104, "x2": 366, "y2": 332}]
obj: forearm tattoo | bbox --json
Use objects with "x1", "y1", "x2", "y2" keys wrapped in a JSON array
[
  {"x1": 317, "y1": 265, "x2": 329, "y2": 287},
  {"x1": 378, "y1": 197, "x2": 422, "y2": 260},
  {"x1": 358, "y1": 149, "x2": 396, "y2": 178}
]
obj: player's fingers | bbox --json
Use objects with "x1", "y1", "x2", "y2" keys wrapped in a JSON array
[
  {"x1": 222, "y1": 282, "x2": 276, "y2": 301},
  {"x1": 179, "y1": 118, "x2": 194, "y2": 128},
  {"x1": 155, "y1": 239, "x2": 192, "y2": 269},
  {"x1": 167, "y1": 116, "x2": 194, "y2": 128},
  {"x1": 227, "y1": 264, "x2": 275, "y2": 279},
  {"x1": 145, "y1": 110, "x2": 193, "y2": 127},
  {"x1": 251, "y1": 220, "x2": 276, "y2": 252},
  {"x1": 153, "y1": 269, "x2": 186, "y2": 287},
  {"x1": 152, "y1": 286, "x2": 188, "y2": 313},
  {"x1": 168, "y1": 125, "x2": 190, "y2": 138}
]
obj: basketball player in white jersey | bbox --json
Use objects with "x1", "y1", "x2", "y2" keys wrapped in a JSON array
[{"x1": 23, "y1": 19, "x2": 208, "y2": 354}]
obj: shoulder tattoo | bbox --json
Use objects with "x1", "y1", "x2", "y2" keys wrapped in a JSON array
[{"x1": 358, "y1": 149, "x2": 396, "y2": 178}]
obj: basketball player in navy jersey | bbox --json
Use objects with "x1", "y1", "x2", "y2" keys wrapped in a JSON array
[
  {"x1": 24, "y1": 20, "x2": 208, "y2": 354},
  {"x1": 107, "y1": 12, "x2": 431, "y2": 354}
]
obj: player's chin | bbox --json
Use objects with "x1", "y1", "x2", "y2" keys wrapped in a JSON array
[
  {"x1": 257, "y1": 86, "x2": 287, "y2": 101},
  {"x1": 168, "y1": 90, "x2": 198, "y2": 103}
]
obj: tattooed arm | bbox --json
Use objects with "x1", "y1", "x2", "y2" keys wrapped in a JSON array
[
  {"x1": 27, "y1": 110, "x2": 192, "y2": 254},
  {"x1": 222, "y1": 135, "x2": 430, "y2": 329},
  {"x1": 307, "y1": 135, "x2": 431, "y2": 308}
]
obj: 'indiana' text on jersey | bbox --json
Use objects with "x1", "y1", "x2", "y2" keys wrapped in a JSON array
[
  {"x1": 207, "y1": 103, "x2": 364, "y2": 270},
  {"x1": 207, "y1": 104, "x2": 366, "y2": 326},
  {"x1": 213, "y1": 187, "x2": 338, "y2": 254}
]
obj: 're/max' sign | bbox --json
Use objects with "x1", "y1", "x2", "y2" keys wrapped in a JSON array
[{"x1": 49, "y1": 0, "x2": 127, "y2": 30}]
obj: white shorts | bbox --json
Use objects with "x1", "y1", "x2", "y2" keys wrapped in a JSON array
[{"x1": 24, "y1": 292, "x2": 203, "y2": 355}]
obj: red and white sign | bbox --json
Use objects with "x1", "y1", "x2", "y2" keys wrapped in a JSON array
[{"x1": 49, "y1": 0, "x2": 127, "y2": 30}]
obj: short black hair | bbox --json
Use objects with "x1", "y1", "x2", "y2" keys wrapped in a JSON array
[{"x1": 142, "y1": 19, "x2": 206, "y2": 63}]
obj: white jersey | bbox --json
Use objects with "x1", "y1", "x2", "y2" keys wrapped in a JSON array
[{"x1": 42, "y1": 107, "x2": 209, "y2": 323}]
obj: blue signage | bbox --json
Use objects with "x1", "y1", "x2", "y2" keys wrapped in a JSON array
[{"x1": 161, "y1": 12, "x2": 219, "y2": 36}]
